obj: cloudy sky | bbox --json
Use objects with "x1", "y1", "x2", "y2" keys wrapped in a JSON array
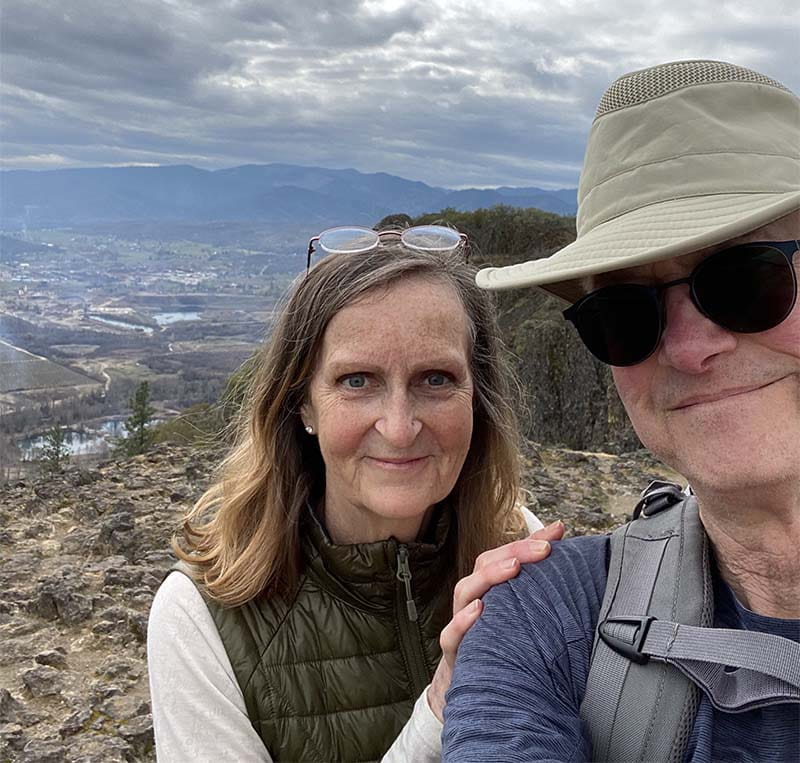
[{"x1": 2, "y1": 0, "x2": 798, "y2": 188}]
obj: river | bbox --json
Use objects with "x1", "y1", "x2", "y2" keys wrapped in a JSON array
[{"x1": 19, "y1": 417, "x2": 164, "y2": 461}]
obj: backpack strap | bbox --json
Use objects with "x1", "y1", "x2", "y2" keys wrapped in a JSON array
[
  {"x1": 602, "y1": 619, "x2": 800, "y2": 712},
  {"x1": 581, "y1": 482, "x2": 800, "y2": 762},
  {"x1": 581, "y1": 482, "x2": 711, "y2": 762}
]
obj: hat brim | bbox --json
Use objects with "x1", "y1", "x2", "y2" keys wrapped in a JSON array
[{"x1": 476, "y1": 191, "x2": 800, "y2": 302}]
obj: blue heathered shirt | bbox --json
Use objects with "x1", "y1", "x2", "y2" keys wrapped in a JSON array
[{"x1": 442, "y1": 535, "x2": 800, "y2": 762}]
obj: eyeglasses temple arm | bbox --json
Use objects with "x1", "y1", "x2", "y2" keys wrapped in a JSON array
[{"x1": 306, "y1": 238, "x2": 319, "y2": 273}]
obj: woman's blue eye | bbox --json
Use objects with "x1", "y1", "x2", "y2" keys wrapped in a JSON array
[
  {"x1": 343, "y1": 375, "x2": 367, "y2": 389},
  {"x1": 426, "y1": 373, "x2": 449, "y2": 387}
]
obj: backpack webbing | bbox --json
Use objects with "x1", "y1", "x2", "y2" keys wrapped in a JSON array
[{"x1": 580, "y1": 483, "x2": 800, "y2": 761}]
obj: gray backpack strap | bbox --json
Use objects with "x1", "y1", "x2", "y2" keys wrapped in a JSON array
[
  {"x1": 581, "y1": 482, "x2": 800, "y2": 762},
  {"x1": 580, "y1": 482, "x2": 712, "y2": 763},
  {"x1": 626, "y1": 620, "x2": 800, "y2": 711}
]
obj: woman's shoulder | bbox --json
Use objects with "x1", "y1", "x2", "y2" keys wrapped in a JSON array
[
  {"x1": 147, "y1": 567, "x2": 241, "y2": 679},
  {"x1": 149, "y1": 568, "x2": 212, "y2": 636},
  {"x1": 519, "y1": 505, "x2": 544, "y2": 533}
]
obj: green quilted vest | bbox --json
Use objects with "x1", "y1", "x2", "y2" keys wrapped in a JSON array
[{"x1": 199, "y1": 507, "x2": 455, "y2": 762}]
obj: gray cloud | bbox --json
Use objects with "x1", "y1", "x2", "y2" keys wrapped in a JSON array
[{"x1": 1, "y1": 0, "x2": 798, "y2": 187}]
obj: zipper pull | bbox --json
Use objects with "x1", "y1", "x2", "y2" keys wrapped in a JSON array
[{"x1": 396, "y1": 545, "x2": 418, "y2": 622}]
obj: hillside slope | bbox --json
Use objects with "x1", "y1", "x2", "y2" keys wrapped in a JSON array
[{"x1": 0, "y1": 442, "x2": 679, "y2": 760}]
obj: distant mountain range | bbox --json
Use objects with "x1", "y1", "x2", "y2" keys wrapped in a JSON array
[{"x1": 0, "y1": 164, "x2": 577, "y2": 228}]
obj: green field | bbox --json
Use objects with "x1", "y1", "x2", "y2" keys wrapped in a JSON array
[{"x1": 0, "y1": 340, "x2": 98, "y2": 393}]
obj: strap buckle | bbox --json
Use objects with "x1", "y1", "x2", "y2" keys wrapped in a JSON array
[
  {"x1": 633, "y1": 480, "x2": 684, "y2": 519},
  {"x1": 599, "y1": 616, "x2": 656, "y2": 665}
]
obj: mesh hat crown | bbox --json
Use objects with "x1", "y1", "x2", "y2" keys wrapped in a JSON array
[{"x1": 476, "y1": 60, "x2": 800, "y2": 300}]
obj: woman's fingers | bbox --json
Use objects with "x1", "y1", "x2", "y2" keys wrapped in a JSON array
[
  {"x1": 531, "y1": 519, "x2": 565, "y2": 543},
  {"x1": 439, "y1": 599, "x2": 483, "y2": 668},
  {"x1": 473, "y1": 520, "x2": 564, "y2": 572},
  {"x1": 452, "y1": 537, "x2": 555, "y2": 612},
  {"x1": 452, "y1": 521, "x2": 566, "y2": 611}
]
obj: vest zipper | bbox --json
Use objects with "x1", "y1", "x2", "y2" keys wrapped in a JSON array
[
  {"x1": 396, "y1": 545, "x2": 418, "y2": 621},
  {"x1": 395, "y1": 543, "x2": 430, "y2": 695}
]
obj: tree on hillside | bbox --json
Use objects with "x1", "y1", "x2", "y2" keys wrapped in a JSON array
[
  {"x1": 39, "y1": 423, "x2": 70, "y2": 474},
  {"x1": 0, "y1": 435, "x2": 22, "y2": 483},
  {"x1": 375, "y1": 213, "x2": 413, "y2": 231},
  {"x1": 412, "y1": 205, "x2": 576, "y2": 267},
  {"x1": 122, "y1": 381, "x2": 155, "y2": 456}
]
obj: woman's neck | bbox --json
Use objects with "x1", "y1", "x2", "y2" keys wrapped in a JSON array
[{"x1": 321, "y1": 497, "x2": 435, "y2": 545}]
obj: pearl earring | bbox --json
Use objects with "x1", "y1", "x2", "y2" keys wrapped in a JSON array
[{"x1": 305, "y1": 425, "x2": 314, "y2": 435}]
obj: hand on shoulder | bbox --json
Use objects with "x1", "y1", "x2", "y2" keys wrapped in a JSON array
[{"x1": 427, "y1": 519, "x2": 565, "y2": 721}]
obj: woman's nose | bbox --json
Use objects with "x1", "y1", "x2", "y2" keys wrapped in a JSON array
[{"x1": 374, "y1": 394, "x2": 422, "y2": 446}]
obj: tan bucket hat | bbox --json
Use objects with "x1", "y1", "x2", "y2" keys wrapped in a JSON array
[{"x1": 476, "y1": 60, "x2": 800, "y2": 302}]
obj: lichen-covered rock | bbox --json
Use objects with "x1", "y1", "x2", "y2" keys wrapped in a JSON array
[
  {"x1": 118, "y1": 713, "x2": 154, "y2": 752},
  {"x1": 19, "y1": 737, "x2": 67, "y2": 762},
  {"x1": 58, "y1": 707, "x2": 92, "y2": 739},
  {"x1": 63, "y1": 734, "x2": 132, "y2": 762},
  {"x1": 0, "y1": 688, "x2": 39, "y2": 727},
  {"x1": 30, "y1": 568, "x2": 94, "y2": 625},
  {"x1": 95, "y1": 500, "x2": 137, "y2": 556},
  {"x1": 497, "y1": 289, "x2": 640, "y2": 452},
  {"x1": 35, "y1": 649, "x2": 68, "y2": 669},
  {"x1": 0, "y1": 721, "x2": 26, "y2": 753},
  {"x1": 21, "y1": 665, "x2": 64, "y2": 697}
]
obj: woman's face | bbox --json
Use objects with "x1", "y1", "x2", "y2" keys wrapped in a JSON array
[{"x1": 302, "y1": 276, "x2": 474, "y2": 544}]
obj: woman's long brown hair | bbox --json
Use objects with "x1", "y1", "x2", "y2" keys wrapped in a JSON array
[{"x1": 174, "y1": 245, "x2": 526, "y2": 606}]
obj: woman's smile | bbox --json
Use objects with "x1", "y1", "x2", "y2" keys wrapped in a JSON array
[{"x1": 366, "y1": 455, "x2": 431, "y2": 470}]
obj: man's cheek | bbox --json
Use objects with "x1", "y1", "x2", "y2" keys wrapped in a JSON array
[
  {"x1": 611, "y1": 366, "x2": 647, "y2": 415},
  {"x1": 611, "y1": 365, "x2": 669, "y2": 454}
]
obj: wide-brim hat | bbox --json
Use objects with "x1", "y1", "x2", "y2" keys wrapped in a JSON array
[{"x1": 476, "y1": 60, "x2": 800, "y2": 302}]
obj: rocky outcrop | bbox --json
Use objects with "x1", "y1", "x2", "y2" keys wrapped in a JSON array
[
  {"x1": 0, "y1": 442, "x2": 679, "y2": 761},
  {"x1": 497, "y1": 288, "x2": 640, "y2": 453},
  {"x1": 0, "y1": 446, "x2": 215, "y2": 762}
]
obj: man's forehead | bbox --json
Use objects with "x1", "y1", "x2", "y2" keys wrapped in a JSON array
[{"x1": 586, "y1": 250, "x2": 706, "y2": 289}]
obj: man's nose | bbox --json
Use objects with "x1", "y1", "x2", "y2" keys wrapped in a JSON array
[
  {"x1": 374, "y1": 393, "x2": 422, "y2": 446},
  {"x1": 657, "y1": 286, "x2": 737, "y2": 373}
]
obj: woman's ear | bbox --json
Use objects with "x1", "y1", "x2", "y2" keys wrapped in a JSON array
[{"x1": 300, "y1": 402, "x2": 315, "y2": 434}]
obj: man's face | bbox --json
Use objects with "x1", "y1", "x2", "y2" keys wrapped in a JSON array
[{"x1": 605, "y1": 213, "x2": 800, "y2": 495}]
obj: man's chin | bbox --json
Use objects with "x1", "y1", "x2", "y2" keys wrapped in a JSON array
[{"x1": 657, "y1": 442, "x2": 794, "y2": 498}]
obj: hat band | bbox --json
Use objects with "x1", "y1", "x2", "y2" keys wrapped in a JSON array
[{"x1": 578, "y1": 152, "x2": 800, "y2": 236}]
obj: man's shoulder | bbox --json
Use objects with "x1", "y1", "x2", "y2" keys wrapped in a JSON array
[
  {"x1": 477, "y1": 533, "x2": 610, "y2": 646},
  {"x1": 517, "y1": 533, "x2": 610, "y2": 591},
  {"x1": 446, "y1": 533, "x2": 611, "y2": 755}
]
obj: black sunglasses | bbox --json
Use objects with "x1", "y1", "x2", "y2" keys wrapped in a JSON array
[{"x1": 563, "y1": 240, "x2": 799, "y2": 367}]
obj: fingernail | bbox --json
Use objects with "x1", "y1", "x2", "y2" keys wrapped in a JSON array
[
  {"x1": 470, "y1": 599, "x2": 482, "y2": 613},
  {"x1": 529, "y1": 540, "x2": 550, "y2": 552},
  {"x1": 501, "y1": 557, "x2": 518, "y2": 570},
  {"x1": 546, "y1": 520, "x2": 562, "y2": 531}
]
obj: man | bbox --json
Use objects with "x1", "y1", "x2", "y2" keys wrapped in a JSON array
[{"x1": 442, "y1": 60, "x2": 800, "y2": 761}]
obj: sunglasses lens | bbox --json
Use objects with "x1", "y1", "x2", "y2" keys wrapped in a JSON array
[
  {"x1": 569, "y1": 284, "x2": 661, "y2": 366},
  {"x1": 401, "y1": 225, "x2": 462, "y2": 251},
  {"x1": 694, "y1": 245, "x2": 797, "y2": 333},
  {"x1": 318, "y1": 227, "x2": 379, "y2": 254}
]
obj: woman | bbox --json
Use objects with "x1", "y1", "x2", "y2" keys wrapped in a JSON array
[{"x1": 147, "y1": 227, "x2": 562, "y2": 761}]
